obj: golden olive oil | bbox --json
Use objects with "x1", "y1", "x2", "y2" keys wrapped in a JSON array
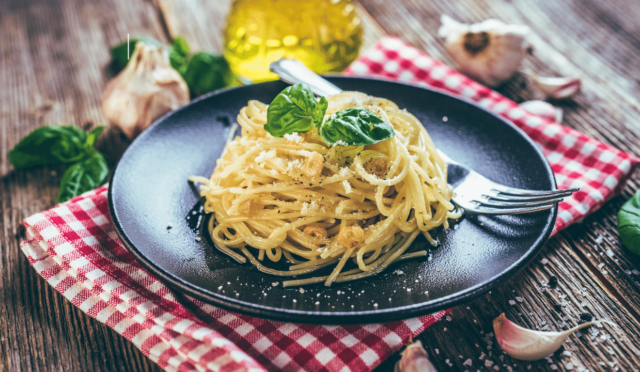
[{"x1": 223, "y1": 0, "x2": 363, "y2": 82}]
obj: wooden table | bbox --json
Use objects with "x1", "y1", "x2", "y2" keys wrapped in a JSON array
[{"x1": 2, "y1": 0, "x2": 640, "y2": 371}]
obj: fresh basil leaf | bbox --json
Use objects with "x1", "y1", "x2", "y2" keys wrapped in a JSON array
[
  {"x1": 57, "y1": 152, "x2": 109, "y2": 203},
  {"x1": 169, "y1": 36, "x2": 190, "y2": 70},
  {"x1": 315, "y1": 97, "x2": 329, "y2": 128},
  {"x1": 319, "y1": 107, "x2": 395, "y2": 146},
  {"x1": 618, "y1": 190, "x2": 640, "y2": 256},
  {"x1": 51, "y1": 126, "x2": 90, "y2": 163},
  {"x1": 171, "y1": 36, "x2": 190, "y2": 57},
  {"x1": 181, "y1": 51, "x2": 238, "y2": 97},
  {"x1": 9, "y1": 126, "x2": 89, "y2": 169},
  {"x1": 265, "y1": 84, "x2": 328, "y2": 137},
  {"x1": 85, "y1": 126, "x2": 105, "y2": 148},
  {"x1": 110, "y1": 36, "x2": 164, "y2": 72},
  {"x1": 169, "y1": 52, "x2": 186, "y2": 71}
]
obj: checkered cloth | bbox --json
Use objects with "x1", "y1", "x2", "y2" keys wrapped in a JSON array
[
  {"x1": 21, "y1": 185, "x2": 444, "y2": 372},
  {"x1": 20, "y1": 37, "x2": 639, "y2": 372}
]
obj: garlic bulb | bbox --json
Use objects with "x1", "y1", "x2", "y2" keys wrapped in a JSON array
[
  {"x1": 394, "y1": 339, "x2": 437, "y2": 372},
  {"x1": 519, "y1": 100, "x2": 563, "y2": 123},
  {"x1": 102, "y1": 42, "x2": 190, "y2": 139},
  {"x1": 438, "y1": 15, "x2": 530, "y2": 87},
  {"x1": 493, "y1": 313, "x2": 615, "y2": 361},
  {"x1": 531, "y1": 74, "x2": 581, "y2": 99}
]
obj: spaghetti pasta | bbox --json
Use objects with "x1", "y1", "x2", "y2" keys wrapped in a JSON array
[{"x1": 190, "y1": 91, "x2": 461, "y2": 286}]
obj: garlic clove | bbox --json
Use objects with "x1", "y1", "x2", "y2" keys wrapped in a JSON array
[
  {"x1": 519, "y1": 100, "x2": 563, "y2": 123},
  {"x1": 438, "y1": 15, "x2": 530, "y2": 87},
  {"x1": 493, "y1": 313, "x2": 616, "y2": 361},
  {"x1": 394, "y1": 338, "x2": 438, "y2": 372},
  {"x1": 531, "y1": 74, "x2": 581, "y2": 99},
  {"x1": 102, "y1": 42, "x2": 190, "y2": 139}
]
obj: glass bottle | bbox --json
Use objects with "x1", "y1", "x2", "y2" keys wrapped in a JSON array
[{"x1": 223, "y1": 0, "x2": 363, "y2": 82}]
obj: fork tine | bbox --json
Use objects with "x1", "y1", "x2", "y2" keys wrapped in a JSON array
[
  {"x1": 492, "y1": 187, "x2": 579, "y2": 197},
  {"x1": 485, "y1": 193, "x2": 572, "y2": 202},
  {"x1": 475, "y1": 197, "x2": 565, "y2": 209},
  {"x1": 469, "y1": 204, "x2": 555, "y2": 215}
]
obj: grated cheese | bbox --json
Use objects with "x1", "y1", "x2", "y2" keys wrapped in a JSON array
[
  {"x1": 255, "y1": 149, "x2": 276, "y2": 163},
  {"x1": 342, "y1": 180, "x2": 352, "y2": 193},
  {"x1": 301, "y1": 201, "x2": 320, "y2": 215},
  {"x1": 338, "y1": 167, "x2": 354, "y2": 177},
  {"x1": 283, "y1": 133, "x2": 304, "y2": 144},
  {"x1": 286, "y1": 158, "x2": 302, "y2": 172}
]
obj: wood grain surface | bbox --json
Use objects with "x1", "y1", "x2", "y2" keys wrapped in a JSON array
[{"x1": 1, "y1": 0, "x2": 639, "y2": 371}]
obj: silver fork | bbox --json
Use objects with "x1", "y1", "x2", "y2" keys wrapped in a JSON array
[
  {"x1": 437, "y1": 151, "x2": 576, "y2": 215},
  {"x1": 269, "y1": 59, "x2": 578, "y2": 215}
]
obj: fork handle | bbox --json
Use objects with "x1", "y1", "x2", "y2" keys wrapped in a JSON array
[{"x1": 269, "y1": 59, "x2": 343, "y2": 97}]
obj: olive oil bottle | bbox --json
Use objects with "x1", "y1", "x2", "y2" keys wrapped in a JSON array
[{"x1": 223, "y1": 0, "x2": 363, "y2": 82}]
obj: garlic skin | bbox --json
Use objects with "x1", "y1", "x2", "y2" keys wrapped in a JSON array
[
  {"x1": 102, "y1": 42, "x2": 190, "y2": 139},
  {"x1": 394, "y1": 339, "x2": 437, "y2": 372},
  {"x1": 438, "y1": 15, "x2": 530, "y2": 87},
  {"x1": 519, "y1": 100, "x2": 563, "y2": 123},
  {"x1": 531, "y1": 74, "x2": 581, "y2": 99},
  {"x1": 493, "y1": 313, "x2": 615, "y2": 361}
]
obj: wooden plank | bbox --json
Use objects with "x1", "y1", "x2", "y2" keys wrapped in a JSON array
[
  {"x1": 0, "y1": 0, "x2": 166, "y2": 370},
  {"x1": 2, "y1": 0, "x2": 640, "y2": 371}
]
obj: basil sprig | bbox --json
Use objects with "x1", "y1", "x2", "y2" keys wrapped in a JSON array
[
  {"x1": 9, "y1": 125, "x2": 109, "y2": 203},
  {"x1": 264, "y1": 84, "x2": 395, "y2": 146},
  {"x1": 265, "y1": 83, "x2": 328, "y2": 137},
  {"x1": 618, "y1": 190, "x2": 640, "y2": 256},
  {"x1": 319, "y1": 108, "x2": 395, "y2": 146}
]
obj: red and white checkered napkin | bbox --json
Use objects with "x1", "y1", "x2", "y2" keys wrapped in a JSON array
[
  {"x1": 20, "y1": 38, "x2": 639, "y2": 372},
  {"x1": 21, "y1": 184, "x2": 446, "y2": 372},
  {"x1": 346, "y1": 37, "x2": 640, "y2": 235}
]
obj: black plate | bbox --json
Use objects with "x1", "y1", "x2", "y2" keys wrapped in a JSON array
[{"x1": 108, "y1": 77, "x2": 557, "y2": 324}]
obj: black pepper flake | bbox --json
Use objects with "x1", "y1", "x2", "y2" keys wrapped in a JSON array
[
  {"x1": 548, "y1": 276, "x2": 558, "y2": 288},
  {"x1": 553, "y1": 303, "x2": 562, "y2": 312},
  {"x1": 580, "y1": 312, "x2": 593, "y2": 321}
]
